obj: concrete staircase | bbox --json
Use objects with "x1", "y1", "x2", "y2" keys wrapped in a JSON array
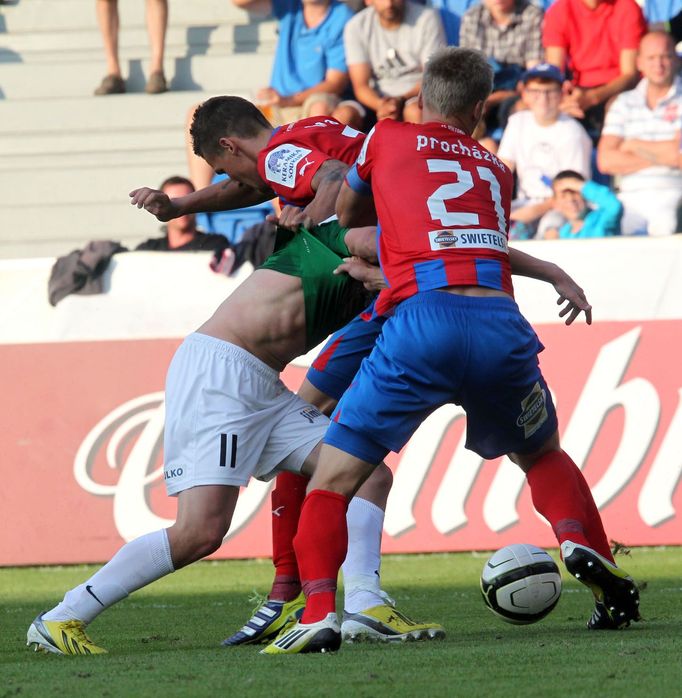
[{"x1": 0, "y1": 0, "x2": 277, "y2": 258}]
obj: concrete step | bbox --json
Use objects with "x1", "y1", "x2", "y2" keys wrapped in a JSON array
[
  {"x1": 0, "y1": 125, "x2": 184, "y2": 158},
  {"x1": 2, "y1": 145, "x2": 185, "y2": 173},
  {"x1": 0, "y1": 161, "x2": 185, "y2": 207},
  {"x1": 0, "y1": 0, "x2": 257, "y2": 33},
  {"x1": 0, "y1": 201, "x2": 171, "y2": 259},
  {"x1": 0, "y1": 92, "x2": 247, "y2": 134},
  {"x1": 1, "y1": 21, "x2": 277, "y2": 60},
  {"x1": 0, "y1": 50, "x2": 274, "y2": 100}
]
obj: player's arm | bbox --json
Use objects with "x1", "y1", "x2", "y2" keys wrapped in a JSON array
[
  {"x1": 334, "y1": 256, "x2": 386, "y2": 291},
  {"x1": 276, "y1": 159, "x2": 350, "y2": 230},
  {"x1": 508, "y1": 247, "x2": 592, "y2": 325},
  {"x1": 343, "y1": 226, "x2": 377, "y2": 263},
  {"x1": 129, "y1": 178, "x2": 274, "y2": 222},
  {"x1": 336, "y1": 175, "x2": 376, "y2": 227},
  {"x1": 337, "y1": 124, "x2": 377, "y2": 227}
]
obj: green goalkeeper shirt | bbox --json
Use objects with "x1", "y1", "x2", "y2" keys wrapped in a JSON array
[{"x1": 259, "y1": 220, "x2": 371, "y2": 351}]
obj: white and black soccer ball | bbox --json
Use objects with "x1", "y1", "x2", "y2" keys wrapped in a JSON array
[{"x1": 480, "y1": 543, "x2": 562, "y2": 625}]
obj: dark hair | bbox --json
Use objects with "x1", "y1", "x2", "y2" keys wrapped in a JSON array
[
  {"x1": 553, "y1": 170, "x2": 586, "y2": 184},
  {"x1": 422, "y1": 47, "x2": 493, "y2": 119},
  {"x1": 190, "y1": 96, "x2": 272, "y2": 158},
  {"x1": 159, "y1": 175, "x2": 195, "y2": 192}
]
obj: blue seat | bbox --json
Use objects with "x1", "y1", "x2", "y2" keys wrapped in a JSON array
[{"x1": 643, "y1": 0, "x2": 682, "y2": 22}]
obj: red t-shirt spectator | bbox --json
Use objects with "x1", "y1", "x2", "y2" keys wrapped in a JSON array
[{"x1": 543, "y1": 0, "x2": 646, "y2": 88}]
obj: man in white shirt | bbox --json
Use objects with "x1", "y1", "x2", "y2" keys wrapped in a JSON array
[
  {"x1": 597, "y1": 31, "x2": 682, "y2": 236},
  {"x1": 498, "y1": 63, "x2": 593, "y2": 238}
]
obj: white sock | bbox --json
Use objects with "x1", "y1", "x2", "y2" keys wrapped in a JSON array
[
  {"x1": 342, "y1": 497, "x2": 386, "y2": 613},
  {"x1": 43, "y1": 529, "x2": 174, "y2": 624}
]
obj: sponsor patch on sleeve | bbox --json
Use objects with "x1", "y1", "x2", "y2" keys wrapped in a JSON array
[{"x1": 264, "y1": 145, "x2": 313, "y2": 189}]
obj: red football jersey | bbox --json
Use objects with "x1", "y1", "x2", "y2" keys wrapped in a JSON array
[
  {"x1": 257, "y1": 117, "x2": 366, "y2": 207},
  {"x1": 347, "y1": 119, "x2": 515, "y2": 315}
]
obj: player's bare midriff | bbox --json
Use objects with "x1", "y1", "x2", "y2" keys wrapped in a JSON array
[
  {"x1": 195, "y1": 269, "x2": 307, "y2": 372},
  {"x1": 439, "y1": 285, "x2": 512, "y2": 299}
]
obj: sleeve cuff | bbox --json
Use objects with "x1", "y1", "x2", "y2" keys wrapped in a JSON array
[{"x1": 345, "y1": 163, "x2": 372, "y2": 195}]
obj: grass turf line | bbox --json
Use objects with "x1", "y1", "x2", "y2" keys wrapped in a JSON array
[{"x1": 1, "y1": 548, "x2": 681, "y2": 698}]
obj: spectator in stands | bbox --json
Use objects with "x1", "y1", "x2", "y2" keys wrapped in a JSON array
[
  {"x1": 543, "y1": 0, "x2": 647, "y2": 136},
  {"x1": 94, "y1": 0, "x2": 168, "y2": 95},
  {"x1": 542, "y1": 170, "x2": 623, "y2": 239},
  {"x1": 597, "y1": 31, "x2": 682, "y2": 236},
  {"x1": 498, "y1": 63, "x2": 593, "y2": 239},
  {"x1": 459, "y1": 0, "x2": 544, "y2": 143},
  {"x1": 231, "y1": 0, "x2": 363, "y2": 127},
  {"x1": 135, "y1": 177, "x2": 232, "y2": 251},
  {"x1": 343, "y1": 0, "x2": 446, "y2": 123},
  {"x1": 425, "y1": 0, "x2": 479, "y2": 45},
  {"x1": 188, "y1": 0, "x2": 362, "y2": 189}
]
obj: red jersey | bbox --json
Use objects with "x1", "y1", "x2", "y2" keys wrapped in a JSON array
[
  {"x1": 257, "y1": 117, "x2": 366, "y2": 208},
  {"x1": 542, "y1": 0, "x2": 645, "y2": 88},
  {"x1": 347, "y1": 119, "x2": 514, "y2": 315}
]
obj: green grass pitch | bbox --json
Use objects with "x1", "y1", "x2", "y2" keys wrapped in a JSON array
[{"x1": 2, "y1": 548, "x2": 681, "y2": 698}]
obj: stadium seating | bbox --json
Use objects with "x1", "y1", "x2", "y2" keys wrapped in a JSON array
[{"x1": 0, "y1": 0, "x2": 277, "y2": 258}]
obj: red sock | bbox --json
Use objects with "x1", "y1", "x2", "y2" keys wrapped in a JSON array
[
  {"x1": 526, "y1": 450, "x2": 593, "y2": 553},
  {"x1": 269, "y1": 471, "x2": 308, "y2": 601},
  {"x1": 293, "y1": 489, "x2": 349, "y2": 624},
  {"x1": 571, "y1": 460, "x2": 615, "y2": 563}
]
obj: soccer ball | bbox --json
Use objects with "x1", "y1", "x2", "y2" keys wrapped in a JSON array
[{"x1": 480, "y1": 543, "x2": 562, "y2": 625}]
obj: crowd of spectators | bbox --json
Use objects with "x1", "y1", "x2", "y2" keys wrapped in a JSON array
[
  {"x1": 215, "y1": 0, "x2": 682, "y2": 239},
  {"x1": 93, "y1": 0, "x2": 682, "y2": 242}
]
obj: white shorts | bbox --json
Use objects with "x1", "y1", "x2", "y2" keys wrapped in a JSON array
[
  {"x1": 618, "y1": 188, "x2": 681, "y2": 236},
  {"x1": 163, "y1": 333, "x2": 329, "y2": 495}
]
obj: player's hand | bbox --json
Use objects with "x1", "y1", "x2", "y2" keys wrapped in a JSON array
[
  {"x1": 129, "y1": 187, "x2": 180, "y2": 222},
  {"x1": 553, "y1": 274, "x2": 592, "y2": 325},
  {"x1": 334, "y1": 256, "x2": 387, "y2": 291},
  {"x1": 275, "y1": 205, "x2": 312, "y2": 231}
]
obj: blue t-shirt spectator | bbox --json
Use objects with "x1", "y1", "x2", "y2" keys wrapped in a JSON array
[
  {"x1": 271, "y1": 0, "x2": 354, "y2": 96},
  {"x1": 557, "y1": 181, "x2": 622, "y2": 239}
]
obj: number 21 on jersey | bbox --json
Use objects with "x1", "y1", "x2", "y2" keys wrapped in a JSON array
[{"x1": 426, "y1": 159, "x2": 508, "y2": 253}]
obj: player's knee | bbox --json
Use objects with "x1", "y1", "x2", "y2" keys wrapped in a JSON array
[
  {"x1": 350, "y1": 462, "x2": 393, "y2": 508},
  {"x1": 195, "y1": 519, "x2": 229, "y2": 558},
  {"x1": 298, "y1": 378, "x2": 338, "y2": 416},
  {"x1": 170, "y1": 517, "x2": 229, "y2": 565},
  {"x1": 371, "y1": 462, "x2": 393, "y2": 494},
  {"x1": 510, "y1": 431, "x2": 562, "y2": 473}
]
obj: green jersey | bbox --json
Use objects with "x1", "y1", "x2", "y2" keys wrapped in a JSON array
[{"x1": 259, "y1": 221, "x2": 370, "y2": 350}]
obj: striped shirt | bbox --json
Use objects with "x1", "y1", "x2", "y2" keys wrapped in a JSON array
[
  {"x1": 602, "y1": 76, "x2": 682, "y2": 191},
  {"x1": 458, "y1": 1, "x2": 544, "y2": 69}
]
